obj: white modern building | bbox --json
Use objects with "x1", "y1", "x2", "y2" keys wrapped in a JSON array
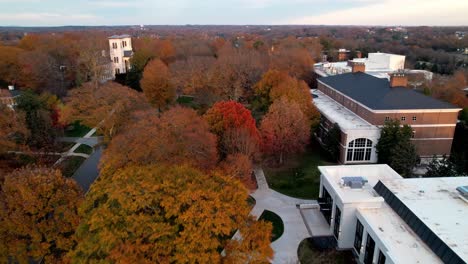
[
  {"x1": 108, "y1": 34, "x2": 133, "y2": 75},
  {"x1": 314, "y1": 52, "x2": 433, "y2": 81},
  {"x1": 316, "y1": 164, "x2": 468, "y2": 264}
]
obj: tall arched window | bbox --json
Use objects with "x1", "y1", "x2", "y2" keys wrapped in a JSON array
[{"x1": 346, "y1": 138, "x2": 372, "y2": 162}]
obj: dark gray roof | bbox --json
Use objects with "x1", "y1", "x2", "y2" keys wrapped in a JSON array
[
  {"x1": 318, "y1": 72, "x2": 459, "y2": 110},
  {"x1": 123, "y1": 50, "x2": 133, "y2": 57}
]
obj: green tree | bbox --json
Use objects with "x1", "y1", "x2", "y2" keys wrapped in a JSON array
[
  {"x1": 16, "y1": 90, "x2": 57, "y2": 149},
  {"x1": 389, "y1": 140, "x2": 419, "y2": 177},
  {"x1": 322, "y1": 123, "x2": 341, "y2": 161},
  {"x1": 376, "y1": 119, "x2": 418, "y2": 176},
  {"x1": 425, "y1": 155, "x2": 460, "y2": 177}
]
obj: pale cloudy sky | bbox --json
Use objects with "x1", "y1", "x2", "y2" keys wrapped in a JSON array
[{"x1": 0, "y1": 0, "x2": 467, "y2": 26}]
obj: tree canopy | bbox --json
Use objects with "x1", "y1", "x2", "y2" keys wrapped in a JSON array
[
  {"x1": 70, "y1": 164, "x2": 271, "y2": 263},
  {"x1": 100, "y1": 106, "x2": 218, "y2": 173},
  {"x1": 0, "y1": 167, "x2": 83, "y2": 263},
  {"x1": 140, "y1": 58, "x2": 176, "y2": 111}
]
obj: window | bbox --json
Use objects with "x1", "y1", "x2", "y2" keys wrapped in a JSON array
[
  {"x1": 364, "y1": 234, "x2": 375, "y2": 264},
  {"x1": 385, "y1": 116, "x2": 390, "y2": 122},
  {"x1": 412, "y1": 116, "x2": 417, "y2": 121},
  {"x1": 112, "y1": 42, "x2": 117, "y2": 49},
  {"x1": 113, "y1": 57, "x2": 119, "y2": 63},
  {"x1": 377, "y1": 250, "x2": 386, "y2": 264},
  {"x1": 333, "y1": 206, "x2": 341, "y2": 239},
  {"x1": 354, "y1": 220, "x2": 364, "y2": 254},
  {"x1": 346, "y1": 138, "x2": 373, "y2": 162},
  {"x1": 319, "y1": 187, "x2": 333, "y2": 225},
  {"x1": 115, "y1": 68, "x2": 120, "y2": 74},
  {"x1": 401, "y1": 116, "x2": 406, "y2": 121},
  {"x1": 122, "y1": 40, "x2": 127, "y2": 47}
]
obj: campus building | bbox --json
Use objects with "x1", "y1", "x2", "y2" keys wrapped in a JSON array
[
  {"x1": 317, "y1": 164, "x2": 468, "y2": 264},
  {"x1": 108, "y1": 34, "x2": 133, "y2": 75},
  {"x1": 313, "y1": 63, "x2": 461, "y2": 164}
]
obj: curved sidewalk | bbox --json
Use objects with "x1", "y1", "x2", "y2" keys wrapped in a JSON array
[{"x1": 251, "y1": 167, "x2": 316, "y2": 264}]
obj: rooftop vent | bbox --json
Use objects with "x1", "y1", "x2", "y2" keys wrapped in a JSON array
[
  {"x1": 456, "y1": 186, "x2": 468, "y2": 204},
  {"x1": 341, "y1": 176, "x2": 368, "y2": 189}
]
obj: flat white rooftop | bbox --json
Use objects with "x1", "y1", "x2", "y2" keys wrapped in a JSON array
[
  {"x1": 319, "y1": 164, "x2": 402, "y2": 203},
  {"x1": 311, "y1": 90, "x2": 379, "y2": 132},
  {"x1": 358, "y1": 205, "x2": 442, "y2": 264},
  {"x1": 381, "y1": 177, "x2": 468, "y2": 262}
]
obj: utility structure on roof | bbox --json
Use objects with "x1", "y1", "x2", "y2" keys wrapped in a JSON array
[
  {"x1": 108, "y1": 34, "x2": 133, "y2": 76},
  {"x1": 313, "y1": 64, "x2": 461, "y2": 164}
]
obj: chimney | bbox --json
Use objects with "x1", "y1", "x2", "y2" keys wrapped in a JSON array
[
  {"x1": 350, "y1": 61, "x2": 365, "y2": 73},
  {"x1": 389, "y1": 72, "x2": 408, "y2": 88}
]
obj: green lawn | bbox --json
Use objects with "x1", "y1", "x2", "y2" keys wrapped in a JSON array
[
  {"x1": 263, "y1": 140, "x2": 336, "y2": 199},
  {"x1": 298, "y1": 239, "x2": 355, "y2": 264},
  {"x1": 74, "y1": 144, "x2": 93, "y2": 155},
  {"x1": 258, "y1": 210, "x2": 284, "y2": 242},
  {"x1": 64, "y1": 121, "x2": 91, "y2": 137},
  {"x1": 58, "y1": 156, "x2": 86, "y2": 178},
  {"x1": 176, "y1": 95, "x2": 201, "y2": 109}
]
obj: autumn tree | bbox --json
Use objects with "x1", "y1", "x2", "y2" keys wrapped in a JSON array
[
  {"x1": 260, "y1": 97, "x2": 310, "y2": 164},
  {"x1": 205, "y1": 101, "x2": 260, "y2": 158},
  {"x1": 0, "y1": 167, "x2": 83, "y2": 263},
  {"x1": 219, "y1": 153, "x2": 255, "y2": 190},
  {"x1": 140, "y1": 59, "x2": 176, "y2": 111},
  {"x1": 70, "y1": 164, "x2": 271, "y2": 263},
  {"x1": 0, "y1": 103, "x2": 29, "y2": 153},
  {"x1": 61, "y1": 82, "x2": 150, "y2": 141},
  {"x1": 223, "y1": 217, "x2": 273, "y2": 264},
  {"x1": 76, "y1": 35, "x2": 110, "y2": 89},
  {"x1": 270, "y1": 39, "x2": 315, "y2": 82},
  {"x1": 269, "y1": 74, "x2": 320, "y2": 127},
  {"x1": 0, "y1": 45, "x2": 24, "y2": 86},
  {"x1": 253, "y1": 69, "x2": 290, "y2": 112},
  {"x1": 100, "y1": 106, "x2": 218, "y2": 173}
]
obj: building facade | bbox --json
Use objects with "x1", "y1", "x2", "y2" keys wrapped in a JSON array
[
  {"x1": 317, "y1": 164, "x2": 468, "y2": 264},
  {"x1": 108, "y1": 35, "x2": 133, "y2": 75},
  {"x1": 314, "y1": 64, "x2": 461, "y2": 164}
]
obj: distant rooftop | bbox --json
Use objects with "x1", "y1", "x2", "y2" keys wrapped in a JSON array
[
  {"x1": 319, "y1": 72, "x2": 460, "y2": 111},
  {"x1": 108, "y1": 34, "x2": 131, "y2": 39}
]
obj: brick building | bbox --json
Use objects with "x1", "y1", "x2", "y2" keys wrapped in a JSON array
[{"x1": 313, "y1": 63, "x2": 461, "y2": 164}]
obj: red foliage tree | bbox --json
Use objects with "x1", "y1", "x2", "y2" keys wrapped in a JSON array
[{"x1": 204, "y1": 101, "x2": 260, "y2": 158}]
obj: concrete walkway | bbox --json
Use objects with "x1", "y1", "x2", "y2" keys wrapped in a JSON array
[
  {"x1": 54, "y1": 128, "x2": 99, "y2": 166},
  {"x1": 250, "y1": 167, "x2": 317, "y2": 264}
]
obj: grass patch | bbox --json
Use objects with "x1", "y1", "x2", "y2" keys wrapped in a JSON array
[
  {"x1": 298, "y1": 238, "x2": 356, "y2": 264},
  {"x1": 64, "y1": 121, "x2": 91, "y2": 137},
  {"x1": 258, "y1": 210, "x2": 284, "y2": 242},
  {"x1": 177, "y1": 95, "x2": 201, "y2": 109},
  {"x1": 74, "y1": 144, "x2": 93, "y2": 155},
  {"x1": 263, "y1": 140, "x2": 336, "y2": 199},
  {"x1": 58, "y1": 156, "x2": 86, "y2": 178}
]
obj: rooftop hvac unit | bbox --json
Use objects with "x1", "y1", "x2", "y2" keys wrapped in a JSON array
[
  {"x1": 341, "y1": 176, "x2": 368, "y2": 189},
  {"x1": 456, "y1": 186, "x2": 468, "y2": 204}
]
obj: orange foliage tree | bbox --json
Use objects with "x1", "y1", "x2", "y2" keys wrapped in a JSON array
[
  {"x1": 61, "y1": 82, "x2": 150, "y2": 141},
  {"x1": 100, "y1": 106, "x2": 218, "y2": 173},
  {"x1": 219, "y1": 153, "x2": 255, "y2": 190},
  {"x1": 0, "y1": 104, "x2": 29, "y2": 153},
  {"x1": 0, "y1": 45, "x2": 24, "y2": 86},
  {"x1": 205, "y1": 101, "x2": 260, "y2": 158},
  {"x1": 69, "y1": 164, "x2": 272, "y2": 263},
  {"x1": 140, "y1": 59, "x2": 176, "y2": 111},
  {"x1": 0, "y1": 167, "x2": 83, "y2": 263},
  {"x1": 260, "y1": 97, "x2": 310, "y2": 164}
]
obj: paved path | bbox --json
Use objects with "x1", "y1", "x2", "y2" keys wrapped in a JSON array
[
  {"x1": 250, "y1": 167, "x2": 316, "y2": 264},
  {"x1": 72, "y1": 146, "x2": 103, "y2": 193},
  {"x1": 54, "y1": 128, "x2": 99, "y2": 166}
]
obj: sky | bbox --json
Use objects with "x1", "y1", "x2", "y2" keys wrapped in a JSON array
[{"x1": 0, "y1": 0, "x2": 467, "y2": 27}]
